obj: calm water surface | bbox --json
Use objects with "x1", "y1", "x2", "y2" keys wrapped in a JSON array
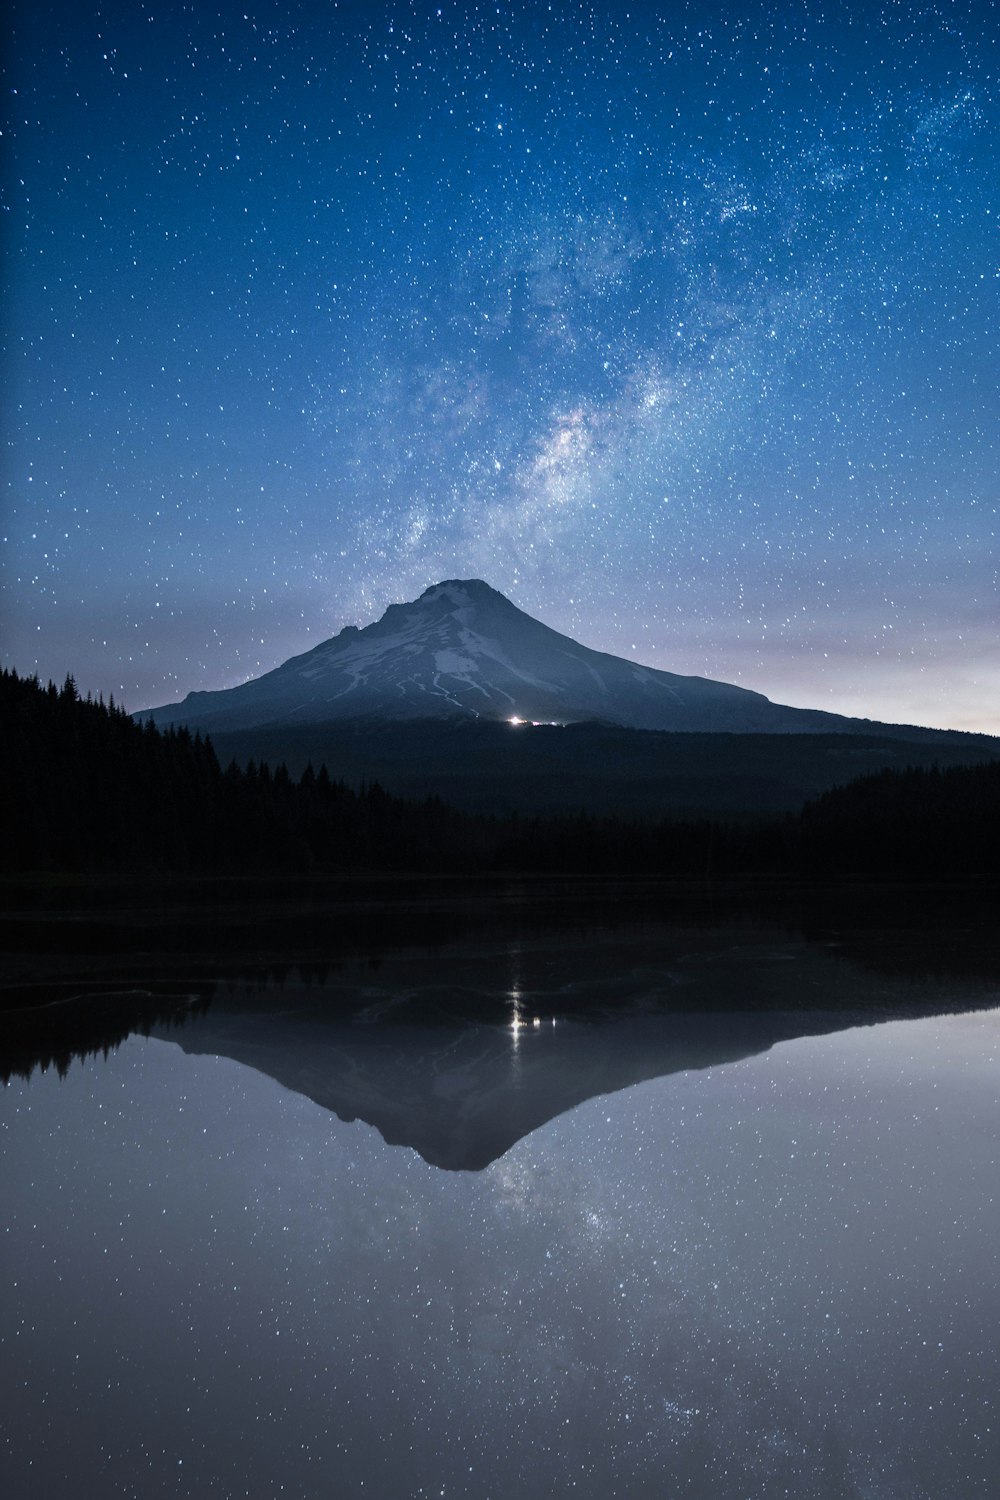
[{"x1": 2, "y1": 926, "x2": 999, "y2": 1499}]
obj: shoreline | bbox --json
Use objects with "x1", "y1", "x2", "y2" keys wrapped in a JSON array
[{"x1": 2, "y1": 871, "x2": 998, "y2": 1008}]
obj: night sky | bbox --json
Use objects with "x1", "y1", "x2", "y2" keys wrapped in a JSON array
[{"x1": 4, "y1": 1, "x2": 997, "y2": 730}]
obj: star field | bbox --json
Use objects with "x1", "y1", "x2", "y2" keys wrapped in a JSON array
[{"x1": 3, "y1": 1, "x2": 998, "y2": 728}]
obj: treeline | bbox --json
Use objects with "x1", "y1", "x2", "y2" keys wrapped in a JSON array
[
  {"x1": 2, "y1": 668, "x2": 998, "y2": 877},
  {"x1": 0, "y1": 669, "x2": 487, "y2": 873},
  {"x1": 798, "y1": 760, "x2": 1000, "y2": 875},
  {"x1": 490, "y1": 758, "x2": 1000, "y2": 876}
]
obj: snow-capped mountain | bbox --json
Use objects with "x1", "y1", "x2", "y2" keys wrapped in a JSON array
[{"x1": 141, "y1": 579, "x2": 905, "y2": 736}]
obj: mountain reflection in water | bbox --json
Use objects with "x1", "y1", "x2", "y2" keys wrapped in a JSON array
[
  {"x1": 155, "y1": 926, "x2": 999, "y2": 1170},
  {"x1": 6, "y1": 916, "x2": 996, "y2": 1171},
  {"x1": 2, "y1": 909, "x2": 999, "y2": 1500}
]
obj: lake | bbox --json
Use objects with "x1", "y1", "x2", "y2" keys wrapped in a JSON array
[{"x1": 2, "y1": 900, "x2": 999, "y2": 1498}]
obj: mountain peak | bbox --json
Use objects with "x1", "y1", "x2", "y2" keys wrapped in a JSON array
[{"x1": 417, "y1": 578, "x2": 506, "y2": 606}]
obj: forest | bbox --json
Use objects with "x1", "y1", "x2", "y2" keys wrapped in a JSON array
[{"x1": 2, "y1": 667, "x2": 998, "y2": 878}]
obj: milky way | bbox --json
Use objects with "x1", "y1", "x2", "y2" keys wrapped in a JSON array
[{"x1": 3, "y1": 1, "x2": 997, "y2": 728}]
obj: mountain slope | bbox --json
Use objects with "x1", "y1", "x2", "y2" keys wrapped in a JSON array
[{"x1": 142, "y1": 579, "x2": 949, "y2": 737}]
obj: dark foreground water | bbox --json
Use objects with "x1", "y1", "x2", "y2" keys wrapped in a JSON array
[{"x1": 2, "y1": 917, "x2": 999, "y2": 1498}]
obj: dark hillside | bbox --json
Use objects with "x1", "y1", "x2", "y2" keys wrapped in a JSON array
[
  {"x1": 207, "y1": 717, "x2": 1000, "y2": 818},
  {"x1": 2, "y1": 668, "x2": 998, "y2": 879}
]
